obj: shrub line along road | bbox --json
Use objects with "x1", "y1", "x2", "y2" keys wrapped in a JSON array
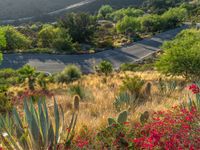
[{"x1": 0, "y1": 26, "x2": 187, "y2": 74}]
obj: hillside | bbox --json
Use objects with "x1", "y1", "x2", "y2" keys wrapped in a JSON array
[{"x1": 0, "y1": 0, "x2": 142, "y2": 21}]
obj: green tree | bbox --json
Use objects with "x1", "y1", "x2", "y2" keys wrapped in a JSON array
[
  {"x1": 59, "y1": 13, "x2": 96, "y2": 43},
  {"x1": 98, "y1": 5, "x2": 113, "y2": 19},
  {"x1": 109, "y1": 7, "x2": 144, "y2": 22},
  {"x1": 161, "y1": 7, "x2": 187, "y2": 29},
  {"x1": 0, "y1": 28, "x2": 6, "y2": 50},
  {"x1": 140, "y1": 14, "x2": 162, "y2": 32},
  {"x1": 38, "y1": 24, "x2": 74, "y2": 51},
  {"x1": 1, "y1": 26, "x2": 31, "y2": 50},
  {"x1": 156, "y1": 29, "x2": 200, "y2": 80},
  {"x1": 116, "y1": 16, "x2": 140, "y2": 34}
]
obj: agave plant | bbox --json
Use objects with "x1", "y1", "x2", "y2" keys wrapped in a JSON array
[{"x1": 0, "y1": 99, "x2": 64, "y2": 150}]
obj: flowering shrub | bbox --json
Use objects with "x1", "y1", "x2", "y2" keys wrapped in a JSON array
[{"x1": 133, "y1": 107, "x2": 200, "y2": 149}]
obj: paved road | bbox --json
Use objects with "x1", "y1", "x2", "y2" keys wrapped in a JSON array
[{"x1": 0, "y1": 26, "x2": 187, "y2": 73}]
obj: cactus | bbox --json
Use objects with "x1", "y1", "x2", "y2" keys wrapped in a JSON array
[
  {"x1": 65, "y1": 96, "x2": 79, "y2": 147},
  {"x1": 0, "y1": 98, "x2": 64, "y2": 150},
  {"x1": 107, "y1": 110, "x2": 128, "y2": 126},
  {"x1": 140, "y1": 111, "x2": 149, "y2": 124}
]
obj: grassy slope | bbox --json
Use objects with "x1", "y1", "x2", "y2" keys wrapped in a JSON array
[{"x1": 9, "y1": 71, "x2": 186, "y2": 132}]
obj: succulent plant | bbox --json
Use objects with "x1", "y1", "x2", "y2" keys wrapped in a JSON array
[
  {"x1": 108, "y1": 110, "x2": 128, "y2": 126},
  {"x1": 0, "y1": 99, "x2": 64, "y2": 150}
]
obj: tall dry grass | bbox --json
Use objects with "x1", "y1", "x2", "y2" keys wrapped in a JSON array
[{"x1": 47, "y1": 71, "x2": 188, "y2": 133}]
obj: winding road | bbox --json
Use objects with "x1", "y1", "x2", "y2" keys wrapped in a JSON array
[{"x1": 0, "y1": 26, "x2": 187, "y2": 73}]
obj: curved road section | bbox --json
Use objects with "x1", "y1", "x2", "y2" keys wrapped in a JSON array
[{"x1": 0, "y1": 26, "x2": 187, "y2": 73}]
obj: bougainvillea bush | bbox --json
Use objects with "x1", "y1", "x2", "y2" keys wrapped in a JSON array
[{"x1": 69, "y1": 83, "x2": 200, "y2": 150}]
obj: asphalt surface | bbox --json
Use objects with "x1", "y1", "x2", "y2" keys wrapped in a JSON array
[{"x1": 0, "y1": 26, "x2": 187, "y2": 73}]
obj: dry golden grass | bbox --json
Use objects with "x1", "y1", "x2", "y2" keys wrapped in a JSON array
[{"x1": 45, "y1": 71, "x2": 188, "y2": 133}]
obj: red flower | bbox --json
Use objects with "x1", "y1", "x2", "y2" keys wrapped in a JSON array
[
  {"x1": 188, "y1": 84, "x2": 200, "y2": 94},
  {"x1": 76, "y1": 137, "x2": 89, "y2": 148}
]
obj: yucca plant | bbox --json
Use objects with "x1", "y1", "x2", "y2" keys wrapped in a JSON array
[{"x1": 0, "y1": 99, "x2": 64, "y2": 150}]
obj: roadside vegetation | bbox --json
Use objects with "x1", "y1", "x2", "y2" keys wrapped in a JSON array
[
  {"x1": 1, "y1": 0, "x2": 200, "y2": 149},
  {"x1": 0, "y1": 28, "x2": 200, "y2": 149},
  {"x1": 1, "y1": 0, "x2": 197, "y2": 54}
]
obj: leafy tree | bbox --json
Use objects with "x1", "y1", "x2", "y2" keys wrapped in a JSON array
[
  {"x1": 161, "y1": 7, "x2": 187, "y2": 29},
  {"x1": 140, "y1": 14, "x2": 162, "y2": 32},
  {"x1": 59, "y1": 13, "x2": 96, "y2": 43},
  {"x1": 1, "y1": 26, "x2": 31, "y2": 50},
  {"x1": 116, "y1": 16, "x2": 140, "y2": 34},
  {"x1": 156, "y1": 29, "x2": 200, "y2": 81},
  {"x1": 143, "y1": 0, "x2": 189, "y2": 14},
  {"x1": 109, "y1": 7, "x2": 144, "y2": 22},
  {"x1": 98, "y1": 5, "x2": 113, "y2": 19},
  {"x1": 0, "y1": 28, "x2": 6, "y2": 50},
  {"x1": 38, "y1": 24, "x2": 74, "y2": 51}
]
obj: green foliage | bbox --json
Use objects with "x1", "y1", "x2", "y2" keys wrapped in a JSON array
[
  {"x1": 116, "y1": 16, "x2": 140, "y2": 34},
  {"x1": 38, "y1": 24, "x2": 74, "y2": 51},
  {"x1": 120, "y1": 76, "x2": 144, "y2": 96},
  {"x1": 59, "y1": 13, "x2": 96, "y2": 43},
  {"x1": 18, "y1": 65, "x2": 37, "y2": 90},
  {"x1": 120, "y1": 63, "x2": 139, "y2": 71},
  {"x1": 109, "y1": 7, "x2": 144, "y2": 22},
  {"x1": 55, "y1": 65, "x2": 82, "y2": 84},
  {"x1": 140, "y1": 14, "x2": 162, "y2": 32},
  {"x1": 98, "y1": 5, "x2": 113, "y2": 19},
  {"x1": 96, "y1": 60, "x2": 113, "y2": 76},
  {"x1": 143, "y1": 0, "x2": 188, "y2": 14},
  {"x1": 0, "y1": 93, "x2": 12, "y2": 113},
  {"x1": 156, "y1": 29, "x2": 200, "y2": 80},
  {"x1": 1, "y1": 26, "x2": 31, "y2": 50},
  {"x1": 68, "y1": 84, "x2": 85, "y2": 100},
  {"x1": 0, "y1": 99, "x2": 64, "y2": 150},
  {"x1": 113, "y1": 92, "x2": 138, "y2": 112},
  {"x1": 108, "y1": 110, "x2": 128, "y2": 126},
  {"x1": 0, "y1": 28, "x2": 6, "y2": 50},
  {"x1": 161, "y1": 7, "x2": 187, "y2": 29}
]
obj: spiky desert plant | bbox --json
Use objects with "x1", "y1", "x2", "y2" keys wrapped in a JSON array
[
  {"x1": 108, "y1": 110, "x2": 128, "y2": 126},
  {"x1": 65, "y1": 95, "x2": 79, "y2": 147},
  {"x1": 0, "y1": 99, "x2": 64, "y2": 150}
]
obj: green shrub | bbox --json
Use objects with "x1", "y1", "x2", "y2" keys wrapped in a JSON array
[
  {"x1": 120, "y1": 76, "x2": 145, "y2": 96},
  {"x1": 98, "y1": 5, "x2": 113, "y2": 19},
  {"x1": 1, "y1": 26, "x2": 31, "y2": 50},
  {"x1": 55, "y1": 65, "x2": 82, "y2": 84},
  {"x1": 116, "y1": 16, "x2": 140, "y2": 34},
  {"x1": 96, "y1": 60, "x2": 113, "y2": 76},
  {"x1": 156, "y1": 29, "x2": 200, "y2": 80},
  {"x1": 120, "y1": 63, "x2": 139, "y2": 71},
  {"x1": 0, "y1": 93, "x2": 12, "y2": 113},
  {"x1": 38, "y1": 25, "x2": 74, "y2": 51},
  {"x1": 68, "y1": 84, "x2": 85, "y2": 100},
  {"x1": 140, "y1": 14, "x2": 162, "y2": 32},
  {"x1": 0, "y1": 28, "x2": 6, "y2": 50},
  {"x1": 161, "y1": 7, "x2": 187, "y2": 29}
]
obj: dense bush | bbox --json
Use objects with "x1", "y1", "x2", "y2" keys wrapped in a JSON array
[
  {"x1": 116, "y1": 16, "x2": 140, "y2": 34},
  {"x1": 59, "y1": 13, "x2": 96, "y2": 43},
  {"x1": 140, "y1": 14, "x2": 162, "y2": 32},
  {"x1": 120, "y1": 63, "x2": 139, "y2": 71},
  {"x1": 120, "y1": 76, "x2": 145, "y2": 96},
  {"x1": 108, "y1": 7, "x2": 144, "y2": 22},
  {"x1": 161, "y1": 7, "x2": 187, "y2": 29},
  {"x1": 1, "y1": 26, "x2": 31, "y2": 50},
  {"x1": 0, "y1": 28, "x2": 6, "y2": 50},
  {"x1": 38, "y1": 24, "x2": 74, "y2": 51},
  {"x1": 55, "y1": 65, "x2": 82, "y2": 84},
  {"x1": 96, "y1": 60, "x2": 113, "y2": 76},
  {"x1": 98, "y1": 5, "x2": 113, "y2": 19},
  {"x1": 156, "y1": 29, "x2": 200, "y2": 80}
]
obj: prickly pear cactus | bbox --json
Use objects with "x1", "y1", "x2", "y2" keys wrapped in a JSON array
[
  {"x1": 117, "y1": 110, "x2": 128, "y2": 124},
  {"x1": 108, "y1": 118, "x2": 117, "y2": 126}
]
